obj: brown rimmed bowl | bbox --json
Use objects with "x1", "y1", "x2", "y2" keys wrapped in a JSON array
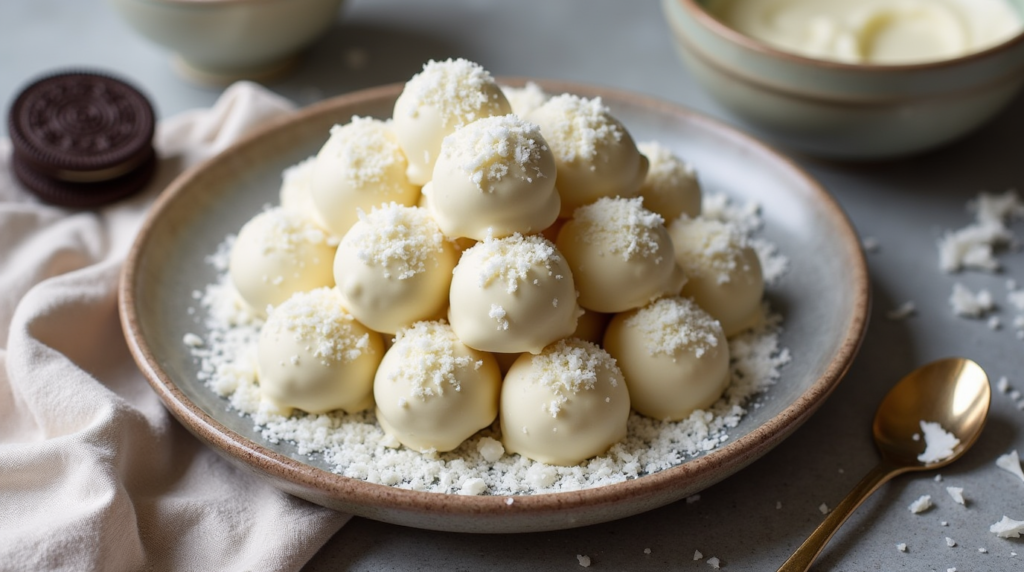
[
  {"x1": 119, "y1": 80, "x2": 870, "y2": 533},
  {"x1": 662, "y1": 0, "x2": 1024, "y2": 159}
]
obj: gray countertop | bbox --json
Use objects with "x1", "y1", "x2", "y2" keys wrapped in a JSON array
[{"x1": 4, "y1": 0, "x2": 1024, "y2": 570}]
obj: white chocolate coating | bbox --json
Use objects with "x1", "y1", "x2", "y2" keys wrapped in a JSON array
[
  {"x1": 669, "y1": 216, "x2": 764, "y2": 336},
  {"x1": 373, "y1": 321, "x2": 501, "y2": 452},
  {"x1": 527, "y1": 94, "x2": 647, "y2": 217},
  {"x1": 604, "y1": 297, "x2": 729, "y2": 421},
  {"x1": 448, "y1": 234, "x2": 580, "y2": 354},
  {"x1": 427, "y1": 114, "x2": 560, "y2": 240},
  {"x1": 229, "y1": 207, "x2": 336, "y2": 316},
  {"x1": 501, "y1": 82, "x2": 548, "y2": 117},
  {"x1": 257, "y1": 287, "x2": 383, "y2": 415},
  {"x1": 279, "y1": 156, "x2": 328, "y2": 229},
  {"x1": 334, "y1": 204, "x2": 457, "y2": 334},
  {"x1": 637, "y1": 141, "x2": 702, "y2": 222},
  {"x1": 392, "y1": 58, "x2": 511, "y2": 185},
  {"x1": 500, "y1": 339, "x2": 630, "y2": 466},
  {"x1": 310, "y1": 117, "x2": 419, "y2": 238},
  {"x1": 556, "y1": 197, "x2": 685, "y2": 313}
]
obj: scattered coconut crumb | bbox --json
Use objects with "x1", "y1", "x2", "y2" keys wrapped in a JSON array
[
  {"x1": 942, "y1": 521, "x2": 949, "y2": 527},
  {"x1": 819, "y1": 503, "x2": 830, "y2": 515},
  {"x1": 1010, "y1": 290, "x2": 1024, "y2": 311},
  {"x1": 776, "y1": 501, "x2": 782, "y2": 510},
  {"x1": 949, "y1": 283, "x2": 994, "y2": 318},
  {"x1": 707, "y1": 556, "x2": 721, "y2": 569},
  {"x1": 694, "y1": 550, "x2": 703, "y2": 561},
  {"x1": 937, "y1": 190, "x2": 1023, "y2": 273},
  {"x1": 183, "y1": 333, "x2": 204, "y2": 347},
  {"x1": 947, "y1": 568, "x2": 956, "y2": 572},
  {"x1": 918, "y1": 421, "x2": 960, "y2": 464},
  {"x1": 686, "y1": 494, "x2": 701, "y2": 504},
  {"x1": 946, "y1": 486, "x2": 965, "y2": 505},
  {"x1": 644, "y1": 548, "x2": 651, "y2": 555},
  {"x1": 459, "y1": 478, "x2": 486, "y2": 496},
  {"x1": 913, "y1": 433, "x2": 921, "y2": 441},
  {"x1": 991, "y1": 516, "x2": 1024, "y2": 538},
  {"x1": 988, "y1": 316, "x2": 1002, "y2": 330},
  {"x1": 576, "y1": 554, "x2": 591, "y2": 567},
  {"x1": 996, "y1": 450, "x2": 1024, "y2": 483},
  {"x1": 998, "y1": 377, "x2": 1011, "y2": 393},
  {"x1": 935, "y1": 474, "x2": 943, "y2": 482},
  {"x1": 945, "y1": 537, "x2": 957, "y2": 547},
  {"x1": 979, "y1": 547, "x2": 988, "y2": 553},
  {"x1": 887, "y1": 301, "x2": 916, "y2": 321},
  {"x1": 862, "y1": 236, "x2": 880, "y2": 252},
  {"x1": 896, "y1": 543, "x2": 907, "y2": 552},
  {"x1": 909, "y1": 495, "x2": 933, "y2": 514},
  {"x1": 505, "y1": 497, "x2": 515, "y2": 505}
]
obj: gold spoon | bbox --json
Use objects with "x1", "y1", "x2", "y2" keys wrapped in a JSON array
[{"x1": 777, "y1": 357, "x2": 991, "y2": 572}]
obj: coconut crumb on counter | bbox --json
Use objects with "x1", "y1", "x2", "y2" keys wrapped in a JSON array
[
  {"x1": 935, "y1": 474, "x2": 943, "y2": 482},
  {"x1": 909, "y1": 495, "x2": 933, "y2": 514},
  {"x1": 979, "y1": 547, "x2": 988, "y2": 553},
  {"x1": 996, "y1": 450, "x2": 1024, "y2": 483},
  {"x1": 945, "y1": 537, "x2": 957, "y2": 547},
  {"x1": 707, "y1": 556, "x2": 721, "y2": 569},
  {"x1": 576, "y1": 554, "x2": 591, "y2": 567},
  {"x1": 991, "y1": 516, "x2": 1024, "y2": 538},
  {"x1": 997, "y1": 376, "x2": 1012, "y2": 392},
  {"x1": 946, "y1": 486, "x2": 966, "y2": 505},
  {"x1": 887, "y1": 302, "x2": 916, "y2": 321},
  {"x1": 643, "y1": 548, "x2": 651, "y2": 555},
  {"x1": 918, "y1": 421, "x2": 960, "y2": 463},
  {"x1": 949, "y1": 283, "x2": 994, "y2": 318},
  {"x1": 988, "y1": 316, "x2": 1002, "y2": 330},
  {"x1": 819, "y1": 503, "x2": 830, "y2": 515},
  {"x1": 896, "y1": 543, "x2": 907, "y2": 552},
  {"x1": 862, "y1": 236, "x2": 880, "y2": 252},
  {"x1": 776, "y1": 501, "x2": 782, "y2": 509},
  {"x1": 693, "y1": 550, "x2": 704, "y2": 561},
  {"x1": 938, "y1": 190, "x2": 1023, "y2": 273}
]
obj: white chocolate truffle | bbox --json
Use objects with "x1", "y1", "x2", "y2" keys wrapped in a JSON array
[
  {"x1": 374, "y1": 321, "x2": 501, "y2": 452},
  {"x1": 448, "y1": 234, "x2": 580, "y2": 354},
  {"x1": 500, "y1": 339, "x2": 630, "y2": 466},
  {"x1": 229, "y1": 207, "x2": 336, "y2": 315},
  {"x1": 427, "y1": 115, "x2": 560, "y2": 240},
  {"x1": 392, "y1": 59, "x2": 511, "y2": 185},
  {"x1": 279, "y1": 156, "x2": 326, "y2": 226},
  {"x1": 501, "y1": 82, "x2": 548, "y2": 117},
  {"x1": 556, "y1": 197, "x2": 685, "y2": 313},
  {"x1": 334, "y1": 204, "x2": 457, "y2": 334},
  {"x1": 257, "y1": 287, "x2": 383, "y2": 414},
  {"x1": 669, "y1": 216, "x2": 764, "y2": 336},
  {"x1": 310, "y1": 117, "x2": 419, "y2": 237},
  {"x1": 637, "y1": 141, "x2": 701, "y2": 222},
  {"x1": 604, "y1": 297, "x2": 729, "y2": 421},
  {"x1": 527, "y1": 94, "x2": 647, "y2": 217}
]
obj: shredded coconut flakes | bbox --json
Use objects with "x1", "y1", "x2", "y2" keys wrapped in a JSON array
[
  {"x1": 535, "y1": 94, "x2": 622, "y2": 163},
  {"x1": 347, "y1": 204, "x2": 445, "y2": 279},
  {"x1": 572, "y1": 196, "x2": 665, "y2": 261},
  {"x1": 625, "y1": 297, "x2": 721, "y2": 358},
  {"x1": 440, "y1": 114, "x2": 548, "y2": 191},
  {"x1": 404, "y1": 58, "x2": 505, "y2": 128}
]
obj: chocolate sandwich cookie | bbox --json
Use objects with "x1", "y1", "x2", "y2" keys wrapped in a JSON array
[{"x1": 8, "y1": 71, "x2": 156, "y2": 207}]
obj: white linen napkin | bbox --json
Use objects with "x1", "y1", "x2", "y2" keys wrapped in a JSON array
[{"x1": 0, "y1": 82, "x2": 350, "y2": 572}]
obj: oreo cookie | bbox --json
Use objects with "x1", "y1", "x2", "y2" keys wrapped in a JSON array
[{"x1": 8, "y1": 71, "x2": 156, "y2": 207}]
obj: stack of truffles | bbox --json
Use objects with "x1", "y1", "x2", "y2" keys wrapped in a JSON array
[{"x1": 227, "y1": 59, "x2": 765, "y2": 466}]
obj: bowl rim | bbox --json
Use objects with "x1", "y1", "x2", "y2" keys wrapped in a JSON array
[
  {"x1": 119, "y1": 79, "x2": 870, "y2": 526},
  {"x1": 676, "y1": 0, "x2": 1024, "y2": 72}
]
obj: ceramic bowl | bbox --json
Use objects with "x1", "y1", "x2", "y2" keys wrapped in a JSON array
[
  {"x1": 661, "y1": 0, "x2": 1024, "y2": 159},
  {"x1": 108, "y1": 0, "x2": 345, "y2": 84},
  {"x1": 119, "y1": 80, "x2": 869, "y2": 533}
]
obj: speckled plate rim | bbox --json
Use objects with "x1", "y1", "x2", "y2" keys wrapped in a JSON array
[{"x1": 119, "y1": 80, "x2": 870, "y2": 532}]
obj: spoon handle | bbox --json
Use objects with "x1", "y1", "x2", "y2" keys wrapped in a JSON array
[{"x1": 777, "y1": 461, "x2": 901, "y2": 572}]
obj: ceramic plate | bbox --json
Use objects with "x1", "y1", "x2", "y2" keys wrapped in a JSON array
[{"x1": 119, "y1": 81, "x2": 869, "y2": 533}]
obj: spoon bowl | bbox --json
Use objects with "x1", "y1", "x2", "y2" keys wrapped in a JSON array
[
  {"x1": 873, "y1": 358, "x2": 990, "y2": 469},
  {"x1": 779, "y1": 357, "x2": 991, "y2": 572}
]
